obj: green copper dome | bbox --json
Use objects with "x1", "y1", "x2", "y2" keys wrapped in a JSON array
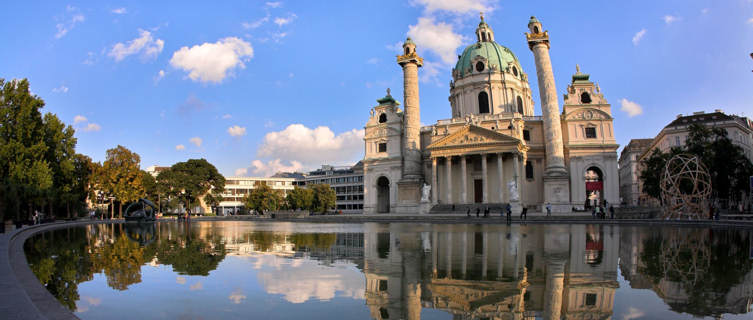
[{"x1": 454, "y1": 41, "x2": 521, "y2": 78}]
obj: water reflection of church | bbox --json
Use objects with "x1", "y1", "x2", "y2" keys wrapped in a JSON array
[{"x1": 363, "y1": 224, "x2": 619, "y2": 319}]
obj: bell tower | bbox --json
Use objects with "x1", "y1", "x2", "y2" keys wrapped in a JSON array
[{"x1": 526, "y1": 16, "x2": 570, "y2": 211}]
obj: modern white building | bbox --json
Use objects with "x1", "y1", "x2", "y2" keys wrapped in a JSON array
[
  {"x1": 217, "y1": 176, "x2": 296, "y2": 215},
  {"x1": 302, "y1": 162, "x2": 364, "y2": 214}
]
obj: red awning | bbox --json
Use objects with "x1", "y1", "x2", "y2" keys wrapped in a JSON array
[{"x1": 586, "y1": 181, "x2": 603, "y2": 191}]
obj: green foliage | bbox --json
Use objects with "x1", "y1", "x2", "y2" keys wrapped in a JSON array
[
  {"x1": 289, "y1": 233, "x2": 337, "y2": 249},
  {"x1": 243, "y1": 183, "x2": 284, "y2": 213},
  {"x1": 286, "y1": 186, "x2": 314, "y2": 210},
  {"x1": 156, "y1": 159, "x2": 225, "y2": 215},
  {"x1": 155, "y1": 234, "x2": 226, "y2": 276},
  {"x1": 311, "y1": 184, "x2": 336, "y2": 213},
  {"x1": 639, "y1": 124, "x2": 753, "y2": 202},
  {"x1": 0, "y1": 78, "x2": 54, "y2": 221}
]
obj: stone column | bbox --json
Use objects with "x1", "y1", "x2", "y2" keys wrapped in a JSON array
[
  {"x1": 497, "y1": 153, "x2": 505, "y2": 202},
  {"x1": 460, "y1": 156, "x2": 468, "y2": 204},
  {"x1": 461, "y1": 231, "x2": 468, "y2": 278},
  {"x1": 431, "y1": 158, "x2": 438, "y2": 205},
  {"x1": 445, "y1": 157, "x2": 453, "y2": 204},
  {"x1": 482, "y1": 231, "x2": 488, "y2": 279},
  {"x1": 497, "y1": 232, "x2": 504, "y2": 279},
  {"x1": 432, "y1": 231, "x2": 438, "y2": 277},
  {"x1": 446, "y1": 232, "x2": 452, "y2": 279},
  {"x1": 481, "y1": 154, "x2": 488, "y2": 203},
  {"x1": 398, "y1": 40, "x2": 423, "y2": 179},
  {"x1": 544, "y1": 259, "x2": 566, "y2": 320}
]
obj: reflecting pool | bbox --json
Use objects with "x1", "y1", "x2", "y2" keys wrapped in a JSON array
[{"x1": 23, "y1": 221, "x2": 753, "y2": 319}]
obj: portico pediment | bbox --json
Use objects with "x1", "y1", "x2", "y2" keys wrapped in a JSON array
[{"x1": 427, "y1": 125, "x2": 521, "y2": 151}]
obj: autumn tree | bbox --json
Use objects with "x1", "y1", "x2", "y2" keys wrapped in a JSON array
[{"x1": 99, "y1": 145, "x2": 144, "y2": 218}]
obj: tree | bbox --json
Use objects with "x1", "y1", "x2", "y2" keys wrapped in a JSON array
[
  {"x1": 157, "y1": 159, "x2": 225, "y2": 216},
  {"x1": 42, "y1": 113, "x2": 78, "y2": 218},
  {"x1": 0, "y1": 78, "x2": 53, "y2": 222},
  {"x1": 99, "y1": 146, "x2": 144, "y2": 218},
  {"x1": 311, "y1": 184, "x2": 336, "y2": 213},
  {"x1": 243, "y1": 183, "x2": 284, "y2": 214},
  {"x1": 640, "y1": 124, "x2": 753, "y2": 205},
  {"x1": 286, "y1": 186, "x2": 313, "y2": 210}
]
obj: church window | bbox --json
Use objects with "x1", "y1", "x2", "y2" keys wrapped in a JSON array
[
  {"x1": 475, "y1": 61, "x2": 485, "y2": 72},
  {"x1": 523, "y1": 130, "x2": 530, "y2": 141},
  {"x1": 512, "y1": 66, "x2": 519, "y2": 77},
  {"x1": 581, "y1": 92, "x2": 592, "y2": 104},
  {"x1": 378, "y1": 113, "x2": 387, "y2": 123},
  {"x1": 378, "y1": 143, "x2": 387, "y2": 152},
  {"x1": 533, "y1": 26, "x2": 540, "y2": 34},
  {"x1": 516, "y1": 96, "x2": 524, "y2": 114},
  {"x1": 478, "y1": 91, "x2": 490, "y2": 114},
  {"x1": 675, "y1": 136, "x2": 681, "y2": 146},
  {"x1": 481, "y1": 32, "x2": 487, "y2": 42},
  {"x1": 525, "y1": 161, "x2": 534, "y2": 179},
  {"x1": 585, "y1": 127, "x2": 597, "y2": 139},
  {"x1": 405, "y1": 47, "x2": 410, "y2": 55},
  {"x1": 585, "y1": 293, "x2": 597, "y2": 306}
]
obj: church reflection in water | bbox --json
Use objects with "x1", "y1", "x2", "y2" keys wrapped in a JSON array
[{"x1": 362, "y1": 224, "x2": 619, "y2": 320}]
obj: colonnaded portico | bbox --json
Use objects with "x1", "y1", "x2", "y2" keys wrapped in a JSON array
[{"x1": 427, "y1": 125, "x2": 528, "y2": 206}]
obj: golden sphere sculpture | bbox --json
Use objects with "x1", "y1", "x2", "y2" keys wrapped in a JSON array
[{"x1": 660, "y1": 154, "x2": 712, "y2": 219}]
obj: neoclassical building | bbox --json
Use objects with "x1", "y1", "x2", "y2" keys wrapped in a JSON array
[{"x1": 363, "y1": 16, "x2": 619, "y2": 214}]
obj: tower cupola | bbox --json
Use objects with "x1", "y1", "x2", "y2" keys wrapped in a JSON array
[
  {"x1": 402, "y1": 37, "x2": 416, "y2": 56},
  {"x1": 475, "y1": 12, "x2": 495, "y2": 42}
]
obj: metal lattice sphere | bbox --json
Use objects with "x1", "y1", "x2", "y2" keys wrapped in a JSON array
[{"x1": 660, "y1": 155, "x2": 712, "y2": 219}]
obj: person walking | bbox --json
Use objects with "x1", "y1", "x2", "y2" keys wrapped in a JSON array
[
  {"x1": 506, "y1": 203, "x2": 512, "y2": 224},
  {"x1": 484, "y1": 207, "x2": 489, "y2": 218},
  {"x1": 520, "y1": 206, "x2": 527, "y2": 220},
  {"x1": 466, "y1": 208, "x2": 471, "y2": 218},
  {"x1": 476, "y1": 207, "x2": 480, "y2": 218},
  {"x1": 546, "y1": 203, "x2": 552, "y2": 217},
  {"x1": 609, "y1": 205, "x2": 615, "y2": 219}
]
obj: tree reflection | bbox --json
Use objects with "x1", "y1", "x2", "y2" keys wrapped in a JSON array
[
  {"x1": 154, "y1": 234, "x2": 226, "y2": 276},
  {"x1": 90, "y1": 232, "x2": 151, "y2": 290},
  {"x1": 637, "y1": 228, "x2": 753, "y2": 317}
]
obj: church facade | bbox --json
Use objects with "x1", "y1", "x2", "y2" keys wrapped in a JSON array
[{"x1": 363, "y1": 16, "x2": 619, "y2": 214}]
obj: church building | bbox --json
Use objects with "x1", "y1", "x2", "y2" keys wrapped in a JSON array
[{"x1": 362, "y1": 16, "x2": 619, "y2": 214}]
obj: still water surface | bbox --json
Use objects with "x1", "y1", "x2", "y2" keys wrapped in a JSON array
[{"x1": 23, "y1": 221, "x2": 753, "y2": 319}]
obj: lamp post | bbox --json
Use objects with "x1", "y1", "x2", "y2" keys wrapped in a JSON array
[{"x1": 108, "y1": 196, "x2": 115, "y2": 219}]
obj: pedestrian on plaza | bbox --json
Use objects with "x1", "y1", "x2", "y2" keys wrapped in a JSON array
[
  {"x1": 476, "y1": 207, "x2": 480, "y2": 218},
  {"x1": 592, "y1": 206, "x2": 597, "y2": 219},
  {"x1": 32, "y1": 210, "x2": 38, "y2": 225},
  {"x1": 609, "y1": 205, "x2": 615, "y2": 219},
  {"x1": 452, "y1": 204, "x2": 456, "y2": 212},
  {"x1": 546, "y1": 203, "x2": 552, "y2": 217},
  {"x1": 466, "y1": 208, "x2": 471, "y2": 217},
  {"x1": 484, "y1": 207, "x2": 489, "y2": 218},
  {"x1": 520, "y1": 206, "x2": 527, "y2": 220},
  {"x1": 506, "y1": 203, "x2": 512, "y2": 223}
]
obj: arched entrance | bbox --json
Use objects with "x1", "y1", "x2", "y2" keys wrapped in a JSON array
[
  {"x1": 377, "y1": 176, "x2": 390, "y2": 213},
  {"x1": 585, "y1": 166, "x2": 604, "y2": 208}
]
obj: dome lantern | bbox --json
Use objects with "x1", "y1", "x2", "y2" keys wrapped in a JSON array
[{"x1": 476, "y1": 12, "x2": 495, "y2": 42}]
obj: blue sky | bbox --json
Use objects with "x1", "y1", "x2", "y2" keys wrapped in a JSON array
[{"x1": 1, "y1": 0, "x2": 752, "y2": 177}]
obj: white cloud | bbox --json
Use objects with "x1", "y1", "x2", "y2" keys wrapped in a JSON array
[
  {"x1": 73, "y1": 115, "x2": 87, "y2": 124},
  {"x1": 228, "y1": 125, "x2": 247, "y2": 137},
  {"x1": 55, "y1": 6, "x2": 85, "y2": 39},
  {"x1": 84, "y1": 123, "x2": 101, "y2": 132},
  {"x1": 420, "y1": 60, "x2": 443, "y2": 84},
  {"x1": 386, "y1": 41, "x2": 403, "y2": 54},
  {"x1": 407, "y1": 17, "x2": 465, "y2": 65},
  {"x1": 251, "y1": 159, "x2": 303, "y2": 176},
  {"x1": 266, "y1": 2, "x2": 282, "y2": 8},
  {"x1": 748, "y1": 17, "x2": 753, "y2": 24},
  {"x1": 229, "y1": 288, "x2": 246, "y2": 304},
  {"x1": 222, "y1": 114, "x2": 232, "y2": 119},
  {"x1": 175, "y1": 144, "x2": 186, "y2": 151},
  {"x1": 622, "y1": 307, "x2": 645, "y2": 320},
  {"x1": 366, "y1": 58, "x2": 379, "y2": 64},
  {"x1": 255, "y1": 258, "x2": 365, "y2": 304},
  {"x1": 663, "y1": 15, "x2": 679, "y2": 25},
  {"x1": 52, "y1": 85, "x2": 69, "y2": 93},
  {"x1": 243, "y1": 16, "x2": 269, "y2": 29},
  {"x1": 169, "y1": 37, "x2": 254, "y2": 83},
  {"x1": 111, "y1": 7, "x2": 127, "y2": 14},
  {"x1": 189, "y1": 137, "x2": 203, "y2": 147},
  {"x1": 154, "y1": 69, "x2": 166, "y2": 83},
  {"x1": 620, "y1": 98, "x2": 643, "y2": 117},
  {"x1": 412, "y1": 0, "x2": 494, "y2": 14},
  {"x1": 109, "y1": 29, "x2": 164, "y2": 62},
  {"x1": 235, "y1": 168, "x2": 248, "y2": 176},
  {"x1": 251, "y1": 124, "x2": 364, "y2": 175},
  {"x1": 274, "y1": 14, "x2": 297, "y2": 27},
  {"x1": 632, "y1": 29, "x2": 647, "y2": 46}
]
